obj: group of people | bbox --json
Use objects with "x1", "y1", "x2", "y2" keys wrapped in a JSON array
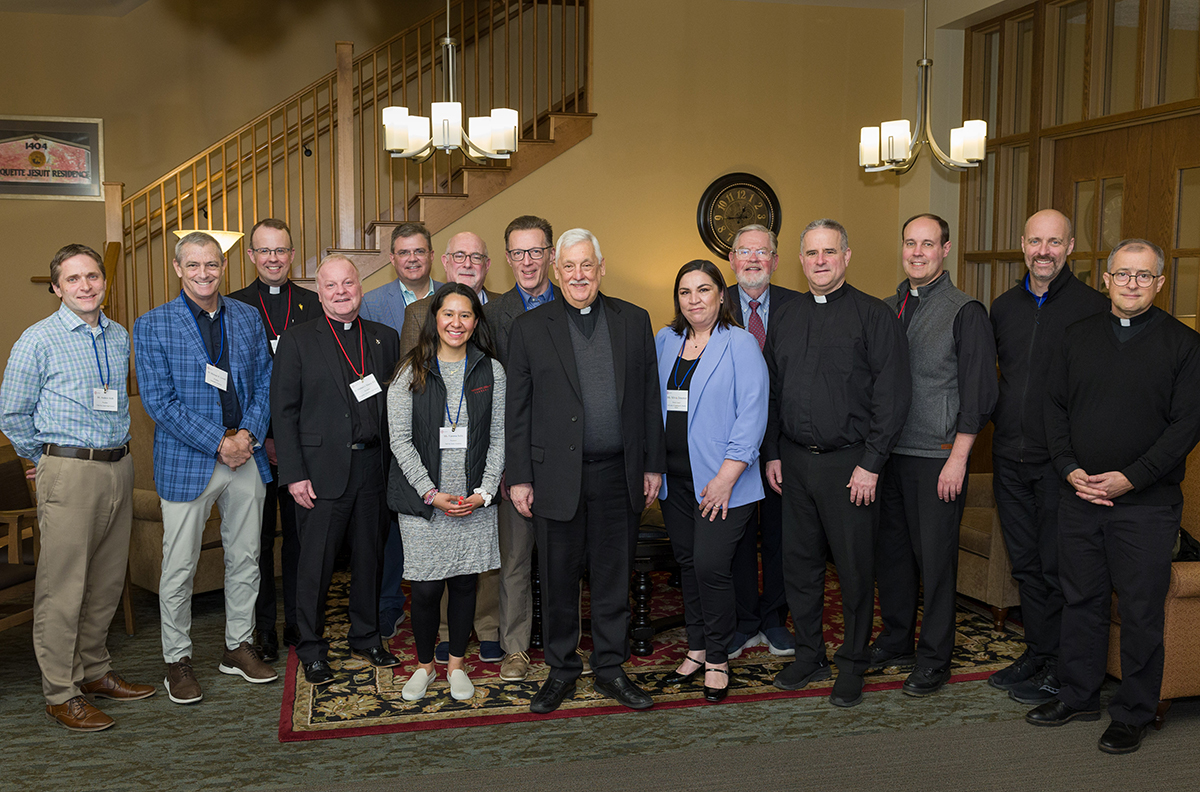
[{"x1": 3, "y1": 206, "x2": 1196, "y2": 757}]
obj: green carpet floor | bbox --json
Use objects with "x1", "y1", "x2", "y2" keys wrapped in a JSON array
[{"x1": 2, "y1": 582, "x2": 1196, "y2": 792}]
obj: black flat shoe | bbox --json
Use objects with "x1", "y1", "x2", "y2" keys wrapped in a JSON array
[
  {"x1": 593, "y1": 676, "x2": 654, "y2": 710},
  {"x1": 351, "y1": 645, "x2": 402, "y2": 668},
  {"x1": 1025, "y1": 698, "x2": 1101, "y2": 726},
  {"x1": 304, "y1": 660, "x2": 335, "y2": 686},
  {"x1": 703, "y1": 667, "x2": 729, "y2": 703},
  {"x1": 662, "y1": 657, "x2": 704, "y2": 686},
  {"x1": 258, "y1": 630, "x2": 279, "y2": 664}
]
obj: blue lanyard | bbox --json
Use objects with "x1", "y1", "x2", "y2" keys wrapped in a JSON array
[
  {"x1": 671, "y1": 348, "x2": 702, "y2": 390},
  {"x1": 189, "y1": 298, "x2": 226, "y2": 365},
  {"x1": 435, "y1": 358, "x2": 468, "y2": 429},
  {"x1": 90, "y1": 324, "x2": 111, "y2": 390}
]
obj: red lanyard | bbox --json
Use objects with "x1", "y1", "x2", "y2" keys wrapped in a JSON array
[
  {"x1": 258, "y1": 284, "x2": 292, "y2": 338},
  {"x1": 897, "y1": 290, "x2": 910, "y2": 318},
  {"x1": 326, "y1": 315, "x2": 365, "y2": 379}
]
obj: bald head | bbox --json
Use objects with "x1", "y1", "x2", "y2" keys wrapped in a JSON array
[
  {"x1": 1021, "y1": 209, "x2": 1075, "y2": 293},
  {"x1": 442, "y1": 231, "x2": 491, "y2": 294},
  {"x1": 316, "y1": 254, "x2": 364, "y2": 323}
]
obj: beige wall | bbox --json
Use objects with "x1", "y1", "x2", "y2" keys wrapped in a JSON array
[
  {"x1": 0, "y1": 0, "x2": 441, "y2": 360},
  {"x1": 1, "y1": 0, "x2": 1022, "y2": 362},
  {"x1": 407, "y1": 0, "x2": 907, "y2": 329}
]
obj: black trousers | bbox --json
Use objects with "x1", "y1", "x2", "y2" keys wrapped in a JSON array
[
  {"x1": 535, "y1": 454, "x2": 636, "y2": 684},
  {"x1": 875, "y1": 454, "x2": 965, "y2": 671},
  {"x1": 779, "y1": 440, "x2": 878, "y2": 675},
  {"x1": 660, "y1": 475, "x2": 756, "y2": 664},
  {"x1": 411, "y1": 574, "x2": 477, "y2": 664},
  {"x1": 1057, "y1": 496, "x2": 1178, "y2": 726},
  {"x1": 255, "y1": 464, "x2": 299, "y2": 633},
  {"x1": 992, "y1": 455, "x2": 1063, "y2": 661},
  {"x1": 731, "y1": 459, "x2": 789, "y2": 635},
  {"x1": 294, "y1": 447, "x2": 388, "y2": 665}
]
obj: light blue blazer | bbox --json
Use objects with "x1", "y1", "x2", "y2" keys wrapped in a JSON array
[{"x1": 655, "y1": 323, "x2": 767, "y2": 507}]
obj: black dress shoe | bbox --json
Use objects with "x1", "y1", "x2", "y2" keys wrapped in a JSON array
[
  {"x1": 258, "y1": 630, "x2": 279, "y2": 663},
  {"x1": 987, "y1": 648, "x2": 1038, "y2": 690},
  {"x1": 1098, "y1": 720, "x2": 1146, "y2": 754},
  {"x1": 303, "y1": 660, "x2": 335, "y2": 686},
  {"x1": 772, "y1": 659, "x2": 832, "y2": 691},
  {"x1": 662, "y1": 658, "x2": 703, "y2": 686},
  {"x1": 530, "y1": 678, "x2": 577, "y2": 714},
  {"x1": 351, "y1": 645, "x2": 401, "y2": 668},
  {"x1": 283, "y1": 624, "x2": 301, "y2": 648},
  {"x1": 865, "y1": 645, "x2": 917, "y2": 673},
  {"x1": 593, "y1": 676, "x2": 655, "y2": 710},
  {"x1": 1025, "y1": 698, "x2": 1101, "y2": 727},
  {"x1": 703, "y1": 667, "x2": 729, "y2": 703},
  {"x1": 901, "y1": 666, "x2": 951, "y2": 697}
]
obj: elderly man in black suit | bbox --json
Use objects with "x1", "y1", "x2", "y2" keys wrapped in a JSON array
[
  {"x1": 228, "y1": 218, "x2": 318, "y2": 661},
  {"x1": 724, "y1": 224, "x2": 800, "y2": 660},
  {"x1": 506, "y1": 227, "x2": 666, "y2": 713},
  {"x1": 483, "y1": 215, "x2": 559, "y2": 682},
  {"x1": 270, "y1": 254, "x2": 402, "y2": 686}
]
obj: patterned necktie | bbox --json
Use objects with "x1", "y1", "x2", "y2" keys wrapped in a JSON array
[{"x1": 747, "y1": 300, "x2": 766, "y2": 350}]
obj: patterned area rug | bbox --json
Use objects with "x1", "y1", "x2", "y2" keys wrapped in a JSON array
[{"x1": 278, "y1": 568, "x2": 1026, "y2": 741}]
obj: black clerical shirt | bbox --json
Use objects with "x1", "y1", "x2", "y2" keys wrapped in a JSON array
[
  {"x1": 330, "y1": 317, "x2": 380, "y2": 445},
  {"x1": 763, "y1": 283, "x2": 912, "y2": 474}
]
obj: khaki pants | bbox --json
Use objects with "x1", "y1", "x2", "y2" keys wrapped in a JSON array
[
  {"x1": 159, "y1": 461, "x2": 266, "y2": 663},
  {"x1": 33, "y1": 454, "x2": 134, "y2": 705}
]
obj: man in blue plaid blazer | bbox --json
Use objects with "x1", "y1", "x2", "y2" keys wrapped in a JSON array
[{"x1": 133, "y1": 231, "x2": 277, "y2": 705}]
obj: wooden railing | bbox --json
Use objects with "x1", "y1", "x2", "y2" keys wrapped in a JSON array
[{"x1": 113, "y1": 0, "x2": 589, "y2": 326}]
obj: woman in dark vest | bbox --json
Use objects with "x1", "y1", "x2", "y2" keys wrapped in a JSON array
[
  {"x1": 655, "y1": 260, "x2": 769, "y2": 702},
  {"x1": 387, "y1": 283, "x2": 506, "y2": 702}
]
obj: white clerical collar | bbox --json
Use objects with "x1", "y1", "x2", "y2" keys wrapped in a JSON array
[
  {"x1": 579, "y1": 305, "x2": 592, "y2": 315},
  {"x1": 813, "y1": 294, "x2": 827, "y2": 304},
  {"x1": 910, "y1": 288, "x2": 920, "y2": 296},
  {"x1": 269, "y1": 285, "x2": 281, "y2": 295},
  {"x1": 1120, "y1": 318, "x2": 1130, "y2": 326},
  {"x1": 343, "y1": 322, "x2": 353, "y2": 330}
]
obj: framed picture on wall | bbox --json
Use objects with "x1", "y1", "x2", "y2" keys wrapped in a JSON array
[{"x1": 0, "y1": 115, "x2": 104, "y2": 201}]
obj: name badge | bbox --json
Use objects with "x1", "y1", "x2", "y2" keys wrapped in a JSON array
[
  {"x1": 440, "y1": 426, "x2": 468, "y2": 449},
  {"x1": 270, "y1": 338, "x2": 279, "y2": 354},
  {"x1": 666, "y1": 389, "x2": 688, "y2": 412},
  {"x1": 205, "y1": 364, "x2": 229, "y2": 391},
  {"x1": 93, "y1": 388, "x2": 118, "y2": 412},
  {"x1": 350, "y1": 374, "x2": 383, "y2": 402}
]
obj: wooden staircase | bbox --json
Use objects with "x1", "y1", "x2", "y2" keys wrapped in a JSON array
[{"x1": 107, "y1": 0, "x2": 593, "y2": 325}]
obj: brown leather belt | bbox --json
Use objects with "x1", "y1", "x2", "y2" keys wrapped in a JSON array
[{"x1": 43, "y1": 443, "x2": 130, "y2": 463}]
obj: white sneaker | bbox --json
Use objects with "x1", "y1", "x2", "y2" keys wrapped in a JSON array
[
  {"x1": 402, "y1": 668, "x2": 434, "y2": 701},
  {"x1": 449, "y1": 668, "x2": 475, "y2": 701},
  {"x1": 727, "y1": 632, "x2": 763, "y2": 661}
]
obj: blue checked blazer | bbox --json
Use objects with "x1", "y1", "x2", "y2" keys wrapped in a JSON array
[{"x1": 133, "y1": 293, "x2": 273, "y2": 502}]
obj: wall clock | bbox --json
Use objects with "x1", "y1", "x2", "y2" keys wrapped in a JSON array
[{"x1": 696, "y1": 172, "x2": 782, "y2": 258}]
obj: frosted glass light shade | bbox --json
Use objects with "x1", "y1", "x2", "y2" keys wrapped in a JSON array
[
  {"x1": 468, "y1": 116, "x2": 493, "y2": 153},
  {"x1": 950, "y1": 126, "x2": 965, "y2": 162},
  {"x1": 432, "y1": 102, "x2": 463, "y2": 148},
  {"x1": 880, "y1": 120, "x2": 911, "y2": 162},
  {"x1": 382, "y1": 106, "x2": 409, "y2": 152},
  {"x1": 859, "y1": 127, "x2": 881, "y2": 167},
  {"x1": 963, "y1": 119, "x2": 987, "y2": 161},
  {"x1": 490, "y1": 108, "x2": 518, "y2": 153}
]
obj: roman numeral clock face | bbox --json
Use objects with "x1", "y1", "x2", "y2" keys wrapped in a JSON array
[{"x1": 696, "y1": 172, "x2": 782, "y2": 258}]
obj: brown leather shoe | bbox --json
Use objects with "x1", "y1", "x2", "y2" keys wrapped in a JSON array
[
  {"x1": 46, "y1": 696, "x2": 115, "y2": 732},
  {"x1": 80, "y1": 671, "x2": 156, "y2": 701},
  {"x1": 165, "y1": 657, "x2": 203, "y2": 704},
  {"x1": 218, "y1": 641, "x2": 278, "y2": 684}
]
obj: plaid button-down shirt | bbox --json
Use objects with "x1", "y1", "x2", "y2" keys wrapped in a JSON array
[{"x1": 0, "y1": 303, "x2": 131, "y2": 463}]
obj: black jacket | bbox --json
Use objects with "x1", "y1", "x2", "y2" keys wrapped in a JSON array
[
  {"x1": 989, "y1": 265, "x2": 1108, "y2": 463},
  {"x1": 388, "y1": 344, "x2": 496, "y2": 519}
]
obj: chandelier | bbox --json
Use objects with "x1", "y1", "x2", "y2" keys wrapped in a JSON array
[
  {"x1": 382, "y1": 0, "x2": 518, "y2": 164},
  {"x1": 859, "y1": 0, "x2": 987, "y2": 174}
]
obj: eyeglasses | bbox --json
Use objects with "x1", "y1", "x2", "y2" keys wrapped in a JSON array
[
  {"x1": 251, "y1": 247, "x2": 293, "y2": 257},
  {"x1": 449, "y1": 252, "x2": 488, "y2": 264},
  {"x1": 394, "y1": 247, "x2": 429, "y2": 258},
  {"x1": 1109, "y1": 270, "x2": 1159, "y2": 288},
  {"x1": 507, "y1": 246, "x2": 551, "y2": 262},
  {"x1": 734, "y1": 247, "x2": 775, "y2": 260}
]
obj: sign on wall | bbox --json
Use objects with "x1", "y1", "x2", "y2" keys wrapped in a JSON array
[{"x1": 0, "y1": 116, "x2": 104, "y2": 201}]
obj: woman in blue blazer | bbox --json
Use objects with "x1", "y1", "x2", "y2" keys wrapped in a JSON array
[{"x1": 655, "y1": 259, "x2": 768, "y2": 703}]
